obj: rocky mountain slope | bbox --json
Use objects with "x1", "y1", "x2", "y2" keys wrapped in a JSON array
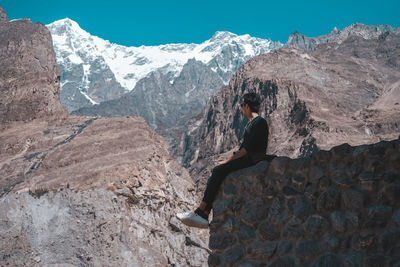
[
  {"x1": 0, "y1": 7, "x2": 208, "y2": 266},
  {"x1": 71, "y1": 58, "x2": 224, "y2": 147},
  {"x1": 177, "y1": 28, "x2": 400, "y2": 189}
]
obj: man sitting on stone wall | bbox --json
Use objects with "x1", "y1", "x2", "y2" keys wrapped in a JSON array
[{"x1": 177, "y1": 92, "x2": 270, "y2": 228}]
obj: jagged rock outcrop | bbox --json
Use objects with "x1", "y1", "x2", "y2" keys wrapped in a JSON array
[
  {"x1": 0, "y1": 13, "x2": 68, "y2": 123},
  {"x1": 208, "y1": 138, "x2": 400, "y2": 266},
  {"x1": 285, "y1": 23, "x2": 400, "y2": 51},
  {"x1": 177, "y1": 29, "x2": 400, "y2": 191},
  {"x1": 0, "y1": 7, "x2": 208, "y2": 266}
]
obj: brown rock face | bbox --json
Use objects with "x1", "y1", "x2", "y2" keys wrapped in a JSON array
[
  {"x1": 177, "y1": 31, "x2": 400, "y2": 189},
  {"x1": 0, "y1": 15, "x2": 67, "y2": 123}
]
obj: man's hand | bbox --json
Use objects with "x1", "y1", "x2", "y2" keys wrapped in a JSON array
[
  {"x1": 216, "y1": 148, "x2": 247, "y2": 166},
  {"x1": 217, "y1": 159, "x2": 229, "y2": 166}
]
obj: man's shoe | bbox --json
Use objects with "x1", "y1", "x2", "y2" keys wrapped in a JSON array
[{"x1": 176, "y1": 210, "x2": 209, "y2": 229}]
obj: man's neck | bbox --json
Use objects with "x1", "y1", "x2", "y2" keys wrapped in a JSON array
[{"x1": 247, "y1": 112, "x2": 259, "y2": 121}]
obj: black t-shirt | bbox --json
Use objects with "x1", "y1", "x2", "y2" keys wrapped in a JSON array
[{"x1": 239, "y1": 116, "x2": 269, "y2": 162}]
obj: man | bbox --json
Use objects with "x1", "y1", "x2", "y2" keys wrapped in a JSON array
[{"x1": 177, "y1": 92, "x2": 269, "y2": 228}]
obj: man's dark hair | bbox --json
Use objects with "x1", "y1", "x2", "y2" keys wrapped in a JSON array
[{"x1": 242, "y1": 92, "x2": 261, "y2": 113}]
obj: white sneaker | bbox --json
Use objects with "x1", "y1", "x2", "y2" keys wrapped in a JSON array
[{"x1": 176, "y1": 210, "x2": 209, "y2": 229}]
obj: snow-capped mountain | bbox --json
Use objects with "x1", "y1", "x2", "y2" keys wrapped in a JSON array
[{"x1": 46, "y1": 18, "x2": 282, "y2": 113}]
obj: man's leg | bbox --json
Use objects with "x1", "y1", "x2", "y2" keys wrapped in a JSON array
[
  {"x1": 201, "y1": 155, "x2": 253, "y2": 213},
  {"x1": 176, "y1": 155, "x2": 253, "y2": 228}
]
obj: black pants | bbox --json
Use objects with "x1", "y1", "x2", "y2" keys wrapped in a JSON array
[{"x1": 202, "y1": 155, "x2": 254, "y2": 212}]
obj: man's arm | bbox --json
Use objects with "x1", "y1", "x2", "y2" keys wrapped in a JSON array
[{"x1": 217, "y1": 147, "x2": 247, "y2": 165}]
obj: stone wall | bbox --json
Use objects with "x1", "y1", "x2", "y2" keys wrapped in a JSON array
[{"x1": 208, "y1": 138, "x2": 400, "y2": 266}]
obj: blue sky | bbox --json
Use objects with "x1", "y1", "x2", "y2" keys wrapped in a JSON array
[{"x1": 2, "y1": 0, "x2": 400, "y2": 46}]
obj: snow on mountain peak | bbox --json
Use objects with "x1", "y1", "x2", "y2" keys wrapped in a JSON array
[
  {"x1": 46, "y1": 18, "x2": 280, "y2": 91},
  {"x1": 210, "y1": 31, "x2": 238, "y2": 40}
]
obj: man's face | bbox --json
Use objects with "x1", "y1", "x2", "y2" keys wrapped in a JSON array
[{"x1": 241, "y1": 102, "x2": 249, "y2": 115}]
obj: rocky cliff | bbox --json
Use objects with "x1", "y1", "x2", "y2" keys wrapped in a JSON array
[
  {"x1": 177, "y1": 29, "x2": 400, "y2": 191},
  {"x1": 0, "y1": 9, "x2": 68, "y2": 123},
  {"x1": 208, "y1": 138, "x2": 400, "y2": 266},
  {"x1": 0, "y1": 7, "x2": 208, "y2": 266}
]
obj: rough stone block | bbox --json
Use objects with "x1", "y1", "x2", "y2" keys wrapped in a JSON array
[
  {"x1": 370, "y1": 141, "x2": 391, "y2": 155},
  {"x1": 237, "y1": 223, "x2": 256, "y2": 242},
  {"x1": 351, "y1": 232, "x2": 377, "y2": 252},
  {"x1": 278, "y1": 240, "x2": 293, "y2": 255},
  {"x1": 360, "y1": 180, "x2": 378, "y2": 192},
  {"x1": 353, "y1": 144, "x2": 370, "y2": 157},
  {"x1": 209, "y1": 231, "x2": 237, "y2": 251},
  {"x1": 258, "y1": 219, "x2": 281, "y2": 241},
  {"x1": 316, "y1": 186, "x2": 341, "y2": 212},
  {"x1": 223, "y1": 184, "x2": 237, "y2": 196},
  {"x1": 344, "y1": 253, "x2": 362, "y2": 267},
  {"x1": 288, "y1": 158, "x2": 309, "y2": 175},
  {"x1": 248, "y1": 240, "x2": 277, "y2": 259},
  {"x1": 345, "y1": 210, "x2": 360, "y2": 228},
  {"x1": 311, "y1": 253, "x2": 344, "y2": 267},
  {"x1": 380, "y1": 230, "x2": 400, "y2": 253},
  {"x1": 246, "y1": 160, "x2": 270, "y2": 175},
  {"x1": 240, "y1": 198, "x2": 268, "y2": 226},
  {"x1": 330, "y1": 174, "x2": 353, "y2": 188},
  {"x1": 212, "y1": 198, "x2": 233, "y2": 217},
  {"x1": 379, "y1": 182, "x2": 400, "y2": 206},
  {"x1": 364, "y1": 254, "x2": 386, "y2": 267},
  {"x1": 282, "y1": 185, "x2": 300, "y2": 199},
  {"x1": 293, "y1": 195, "x2": 314, "y2": 221},
  {"x1": 268, "y1": 256, "x2": 302, "y2": 267},
  {"x1": 330, "y1": 211, "x2": 346, "y2": 232},
  {"x1": 295, "y1": 239, "x2": 321, "y2": 261},
  {"x1": 318, "y1": 176, "x2": 332, "y2": 191},
  {"x1": 291, "y1": 175, "x2": 306, "y2": 191},
  {"x1": 222, "y1": 217, "x2": 236, "y2": 232},
  {"x1": 282, "y1": 225, "x2": 305, "y2": 239},
  {"x1": 208, "y1": 254, "x2": 221, "y2": 266},
  {"x1": 324, "y1": 234, "x2": 340, "y2": 249},
  {"x1": 235, "y1": 260, "x2": 262, "y2": 267},
  {"x1": 365, "y1": 205, "x2": 393, "y2": 228},
  {"x1": 222, "y1": 245, "x2": 244, "y2": 264},
  {"x1": 358, "y1": 171, "x2": 376, "y2": 181},
  {"x1": 305, "y1": 184, "x2": 318, "y2": 201},
  {"x1": 309, "y1": 166, "x2": 324, "y2": 182},
  {"x1": 393, "y1": 209, "x2": 400, "y2": 227},
  {"x1": 268, "y1": 197, "x2": 289, "y2": 225},
  {"x1": 343, "y1": 189, "x2": 365, "y2": 210},
  {"x1": 268, "y1": 157, "x2": 290, "y2": 176},
  {"x1": 304, "y1": 215, "x2": 329, "y2": 236},
  {"x1": 331, "y1": 143, "x2": 353, "y2": 156}
]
